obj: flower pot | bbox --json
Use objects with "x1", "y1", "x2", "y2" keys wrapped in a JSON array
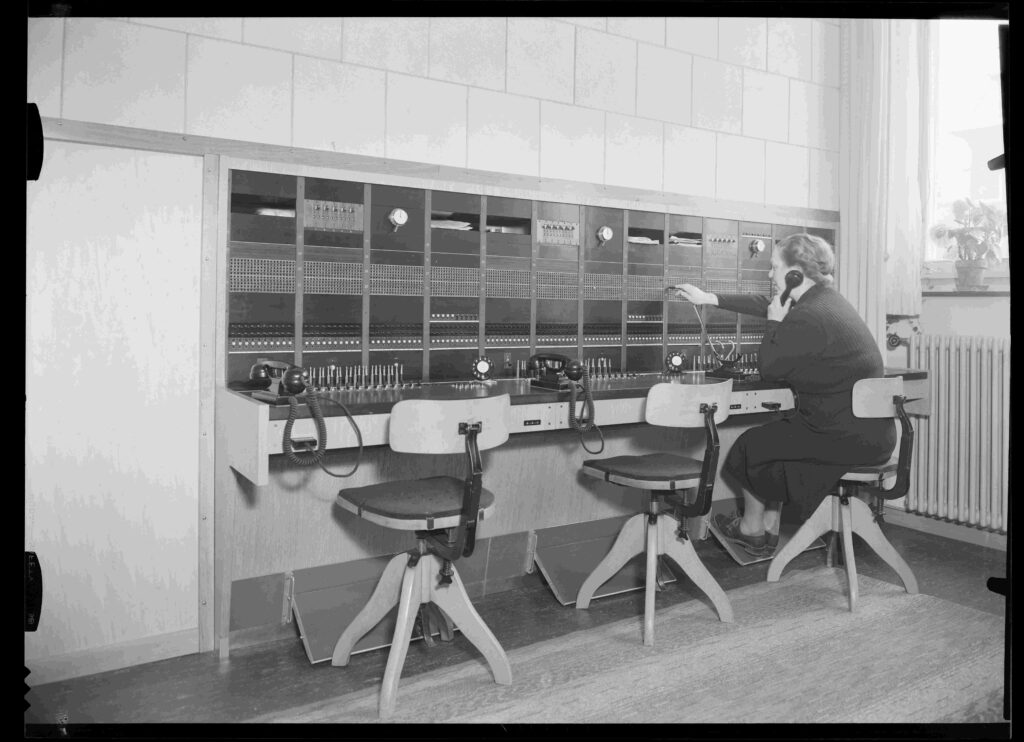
[{"x1": 954, "y1": 260, "x2": 989, "y2": 291}]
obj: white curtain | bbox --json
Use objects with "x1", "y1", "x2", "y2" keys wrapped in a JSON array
[{"x1": 838, "y1": 19, "x2": 936, "y2": 353}]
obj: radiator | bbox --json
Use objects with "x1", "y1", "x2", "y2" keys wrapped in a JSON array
[{"x1": 906, "y1": 335, "x2": 1009, "y2": 533}]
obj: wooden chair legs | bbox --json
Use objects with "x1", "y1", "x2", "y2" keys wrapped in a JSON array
[
  {"x1": 767, "y1": 493, "x2": 919, "y2": 612},
  {"x1": 429, "y1": 561, "x2": 511, "y2": 687},
  {"x1": 576, "y1": 513, "x2": 646, "y2": 610},
  {"x1": 644, "y1": 517, "x2": 658, "y2": 646},
  {"x1": 766, "y1": 496, "x2": 836, "y2": 583},
  {"x1": 575, "y1": 510, "x2": 732, "y2": 646},
  {"x1": 332, "y1": 552, "x2": 408, "y2": 666},
  {"x1": 846, "y1": 496, "x2": 919, "y2": 596},
  {"x1": 658, "y1": 517, "x2": 734, "y2": 625},
  {"x1": 332, "y1": 552, "x2": 510, "y2": 719}
]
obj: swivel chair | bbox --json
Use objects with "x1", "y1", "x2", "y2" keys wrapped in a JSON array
[
  {"x1": 575, "y1": 379, "x2": 735, "y2": 646},
  {"x1": 332, "y1": 393, "x2": 512, "y2": 718},
  {"x1": 767, "y1": 376, "x2": 919, "y2": 611}
]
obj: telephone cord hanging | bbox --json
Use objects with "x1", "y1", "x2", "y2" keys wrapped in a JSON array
[
  {"x1": 691, "y1": 303, "x2": 735, "y2": 362},
  {"x1": 283, "y1": 393, "x2": 363, "y2": 477},
  {"x1": 568, "y1": 368, "x2": 604, "y2": 455}
]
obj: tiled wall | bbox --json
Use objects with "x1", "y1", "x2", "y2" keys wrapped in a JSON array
[{"x1": 28, "y1": 16, "x2": 841, "y2": 209}]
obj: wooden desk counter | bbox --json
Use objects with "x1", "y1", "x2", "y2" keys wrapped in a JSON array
[{"x1": 213, "y1": 369, "x2": 928, "y2": 657}]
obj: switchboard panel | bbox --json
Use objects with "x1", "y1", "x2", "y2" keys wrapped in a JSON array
[{"x1": 225, "y1": 169, "x2": 838, "y2": 385}]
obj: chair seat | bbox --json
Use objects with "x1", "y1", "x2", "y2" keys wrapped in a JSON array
[
  {"x1": 839, "y1": 454, "x2": 899, "y2": 484},
  {"x1": 582, "y1": 452, "x2": 704, "y2": 490},
  {"x1": 338, "y1": 476, "x2": 495, "y2": 531}
]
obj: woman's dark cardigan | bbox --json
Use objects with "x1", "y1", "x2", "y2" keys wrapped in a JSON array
[{"x1": 715, "y1": 284, "x2": 896, "y2": 517}]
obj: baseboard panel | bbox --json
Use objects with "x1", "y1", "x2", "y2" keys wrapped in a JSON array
[
  {"x1": 25, "y1": 628, "x2": 199, "y2": 687},
  {"x1": 883, "y1": 505, "x2": 1007, "y2": 552}
]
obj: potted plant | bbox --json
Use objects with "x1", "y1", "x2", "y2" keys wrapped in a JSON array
[{"x1": 930, "y1": 198, "x2": 1007, "y2": 290}]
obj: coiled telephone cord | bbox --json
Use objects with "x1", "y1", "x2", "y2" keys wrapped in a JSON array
[
  {"x1": 568, "y1": 368, "x2": 604, "y2": 455},
  {"x1": 283, "y1": 393, "x2": 363, "y2": 477}
]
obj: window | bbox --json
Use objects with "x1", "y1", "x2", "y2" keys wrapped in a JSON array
[{"x1": 926, "y1": 20, "x2": 1007, "y2": 263}]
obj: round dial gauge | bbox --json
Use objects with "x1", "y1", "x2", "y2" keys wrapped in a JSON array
[
  {"x1": 665, "y1": 352, "x2": 686, "y2": 373},
  {"x1": 388, "y1": 208, "x2": 409, "y2": 228},
  {"x1": 749, "y1": 238, "x2": 766, "y2": 256},
  {"x1": 472, "y1": 357, "x2": 494, "y2": 380},
  {"x1": 596, "y1": 225, "x2": 613, "y2": 243}
]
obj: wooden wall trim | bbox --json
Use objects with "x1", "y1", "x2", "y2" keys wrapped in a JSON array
[
  {"x1": 197, "y1": 154, "x2": 220, "y2": 653},
  {"x1": 213, "y1": 164, "x2": 234, "y2": 658},
  {"x1": 41, "y1": 117, "x2": 840, "y2": 228},
  {"x1": 26, "y1": 628, "x2": 199, "y2": 687}
]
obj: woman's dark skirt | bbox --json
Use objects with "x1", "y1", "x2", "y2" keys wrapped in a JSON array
[{"x1": 724, "y1": 412, "x2": 897, "y2": 519}]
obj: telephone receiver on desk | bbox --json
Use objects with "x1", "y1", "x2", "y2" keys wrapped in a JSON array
[
  {"x1": 248, "y1": 360, "x2": 370, "y2": 476},
  {"x1": 527, "y1": 353, "x2": 583, "y2": 387},
  {"x1": 527, "y1": 353, "x2": 603, "y2": 454},
  {"x1": 250, "y1": 360, "x2": 308, "y2": 399},
  {"x1": 778, "y1": 269, "x2": 804, "y2": 306}
]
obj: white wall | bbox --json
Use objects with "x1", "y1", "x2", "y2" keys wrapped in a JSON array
[
  {"x1": 24, "y1": 15, "x2": 841, "y2": 675},
  {"x1": 27, "y1": 16, "x2": 841, "y2": 209},
  {"x1": 919, "y1": 296, "x2": 1011, "y2": 338},
  {"x1": 25, "y1": 141, "x2": 204, "y2": 677}
]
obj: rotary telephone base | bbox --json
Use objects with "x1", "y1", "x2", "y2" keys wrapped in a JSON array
[
  {"x1": 530, "y1": 372, "x2": 575, "y2": 391},
  {"x1": 706, "y1": 363, "x2": 748, "y2": 381},
  {"x1": 252, "y1": 390, "x2": 309, "y2": 405}
]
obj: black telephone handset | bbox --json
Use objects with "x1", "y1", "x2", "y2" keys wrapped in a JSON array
[
  {"x1": 778, "y1": 270, "x2": 804, "y2": 306},
  {"x1": 528, "y1": 353, "x2": 582, "y2": 378},
  {"x1": 527, "y1": 353, "x2": 603, "y2": 454},
  {"x1": 248, "y1": 361, "x2": 362, "y2": 476}
]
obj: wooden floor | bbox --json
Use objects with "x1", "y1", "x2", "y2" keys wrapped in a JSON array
[{"x1": 25, "y1": 523, "x2": 1008, "y2": 727}]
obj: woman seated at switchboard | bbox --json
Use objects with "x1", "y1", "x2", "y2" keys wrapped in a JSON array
[{"x1": 673, "y1": 233, "x2": 895, "y2": 555}]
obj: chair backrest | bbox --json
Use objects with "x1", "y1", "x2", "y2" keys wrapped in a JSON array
[
  {"x1": 851, "y1": 376, "x2": 904, "y2": 418},
  {"x1": 389, "y1": 393, "x2": 511, "y2": 454},
  {"x1": 645, "y1": 379, "x2": 733, "y2": 428}
]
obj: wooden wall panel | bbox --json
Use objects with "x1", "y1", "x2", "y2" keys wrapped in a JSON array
[
  {"x1": 25, "y1": 142, "x2": 204, "y2": 661},
  {"x1": 225, "y1": 417, "x2": 755, "y2": 580}
]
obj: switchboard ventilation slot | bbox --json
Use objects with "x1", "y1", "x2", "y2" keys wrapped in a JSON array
[
  {"x1": 703, "y1": 278, "x2": 739, "y2": 294},
  {"x1": 536, "y1": 271, "x2": 579, "y2": 300},
  {"x1": 304, "y1": 261, "x2": 362, "y2": 295},
  {"x1": 739, "y1": 279, "x2": 772, "y2": 294},
  {"x1": 430, "y1": 267, "x2": 481, "y2": 297},
  {"x1": 368, "y1": 264, "x2": 425, "y2": 296},
  {"x1": 626, "y1": 275, "x2": 665, "y2": 301},
  {"x1": 484, "y1": 269, "x2": 531, "y2": 299},
  {"x1": 582, "y1": 273, "x2": 623, "y2": 300},
  {"x1": 229, "y1": 257, "x2": 296, "y2": 293}
]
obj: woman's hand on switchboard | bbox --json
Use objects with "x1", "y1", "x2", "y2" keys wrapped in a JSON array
[
  {"x1": 767, "y1": 293, "x2": 793, "y2": 322},
  {"x1": 669, "y1": 283, "x2": 718, "y2": 305}
]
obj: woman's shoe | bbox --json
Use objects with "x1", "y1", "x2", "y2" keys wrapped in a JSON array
[
  {"x1": 713, "y1": 512, "x2": 767, "y2": 551},
  {"x1": 749, "y1": 531, "x2": 780, "y2": 558}
]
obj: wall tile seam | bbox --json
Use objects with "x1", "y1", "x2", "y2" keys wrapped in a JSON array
[
  {"x1": 55, "y1": 24, "x2": 836, "y2": 107},
  {"x1": 117, "y1": 16, "x2": 843, "y2": 54},
  {"x1": 694, "y1": 53, "x2": 837, "y2": 89},
  {"x1": 549, "y1": 17, "x2": 667, "y2": 46},
  {"x1": 182, "y1": 33, "x2": 189, "y2": 136},
  {"x1": 122, "y1": 18, "x2": 244, "y2": 45},
  {"x1": 235, "y1": 17, "x2": 347, "y2": 62},
  {"x1": 426, "y1": 16, "x2": 433, "y2": 80},
  {"x1": 58, "y1": 17, "x2": 67, "y2": 120},
  {"x1": 289, "y1": 52, "x2": 296, "y2": 148},
  {"x1": 548, "y1": 16, "x2": 830, "y2": 51}
]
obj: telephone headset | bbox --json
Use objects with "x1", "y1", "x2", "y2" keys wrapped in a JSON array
[
  {"x1": 249, "y1": 361, "x2": 363, "y2": 477},
  {"x1": 528, "y1": 354, "x2": 604, "y2": 455},
  {"x1": 778, "y1": 269, "x2": 804, "y2": 305}
]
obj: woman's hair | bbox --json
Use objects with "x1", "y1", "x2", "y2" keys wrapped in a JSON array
[{"x1": 776, "y1": 233, "x2": 835, "y2": 286}]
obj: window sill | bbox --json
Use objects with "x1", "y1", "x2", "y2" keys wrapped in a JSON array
[{"x1": 922, "y1": 290, "x2": 1011, "y2": 297}]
